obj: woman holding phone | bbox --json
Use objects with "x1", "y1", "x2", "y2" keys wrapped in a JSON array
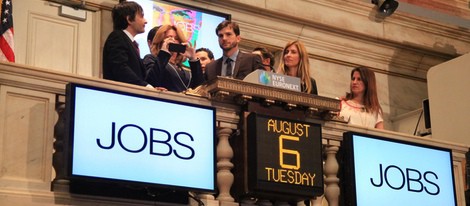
[{"x1": 144, "y1": 24, "x2": 204, "y2": 92}]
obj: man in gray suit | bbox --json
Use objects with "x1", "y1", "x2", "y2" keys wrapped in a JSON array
[{"x1": 204, "y1": 20, "x2": 264, "y2": 82}]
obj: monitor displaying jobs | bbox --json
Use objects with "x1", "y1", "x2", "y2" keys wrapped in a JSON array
[
  {"x1": 130, "y1": 0, "x2": 230, "y2": 60},
  {"x1": 342, "y1": 132, "x2": 456, "y2": 206},
  {"x1": 65, "y1": 83, "x2": 216, "y2": 193}
]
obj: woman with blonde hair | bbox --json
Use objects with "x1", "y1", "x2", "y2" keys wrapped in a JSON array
[
  {"x1": 277, "y1": 40, "x2": 318, "y2": 95},
  {"x1": 339, "y1": 67, "x2": 384, "y2": 129},
  {"x1": 144, "y1": 24, "x2": 204, "y2": 92}
]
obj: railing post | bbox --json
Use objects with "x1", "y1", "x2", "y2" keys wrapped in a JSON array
[
  {"x1": 310, "y1": 195, "x2": 324, "y2": 206},
  {"x1": 196, "y1": 193, "x2": 215, "y2": 200},
  {"x1": 324, "y1": 140, "x2": 340, "y2": 206},
  {"x1": 195, "y1": 193, "x2": 218, "y2": 206},
  {"x1": 216, "y1": 127, "x2": 235, "y2": 203},
  {"x1": 51, "y1": 96, "x2": 69, "y2": 192}
]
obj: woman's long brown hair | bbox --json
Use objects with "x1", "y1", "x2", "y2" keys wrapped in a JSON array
[
  {"x1": 345, "y1": 67, "x2": 382, "y2": 114},
  {"x1": 276, "y1": 40, "x2": 313, "y2": 93}
]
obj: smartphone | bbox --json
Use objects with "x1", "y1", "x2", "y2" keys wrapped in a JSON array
[{"x1": 168, "y1": 43, "x2": 187, "y2": 53}]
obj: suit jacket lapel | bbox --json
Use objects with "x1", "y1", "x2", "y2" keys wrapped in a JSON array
[
  {"x1": 121, "y1": 31, "x2": 145, "y2": 76},
  {"x1": 216, "y1": 58, "x2": 223, "y2": 76},
  {"x1": 118, "y1": 30, "x2": 139, "y2": 59},
  {"x1": 126, "y1": 34, "x2": 141, "y2": 58},
  {"x1": 233, "y1": 52, "x2": 244, "y2": 77}
]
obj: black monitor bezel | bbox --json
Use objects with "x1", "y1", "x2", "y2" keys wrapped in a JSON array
[
  {"x1": 341, "y1": 131, "x2": 457, "y2": 206},
  {"x1": 64, "y1": 83, "x2": 217, "y2": 195}
]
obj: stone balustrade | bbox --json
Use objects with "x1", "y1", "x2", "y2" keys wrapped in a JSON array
[{"x1": 0, "y1": 62, "x2": 467, "y2": 205}]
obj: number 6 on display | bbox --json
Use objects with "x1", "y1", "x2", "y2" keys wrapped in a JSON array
[{"x1": 279, "y1": 135, "x2": 300, "y2": 170}]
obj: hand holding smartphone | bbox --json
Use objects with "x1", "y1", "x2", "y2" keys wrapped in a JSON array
[{"x1": 168, "y1": 43, "x2": 187, "y2": 53}]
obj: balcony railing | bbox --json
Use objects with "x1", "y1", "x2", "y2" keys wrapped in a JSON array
[{"x1": 0, "y1": 62, "x2": 467, "y2": 206}]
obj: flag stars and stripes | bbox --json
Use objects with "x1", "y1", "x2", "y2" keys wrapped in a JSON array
[{"x1": 0, "y1": 0, "x2": 15, "y2": 62}]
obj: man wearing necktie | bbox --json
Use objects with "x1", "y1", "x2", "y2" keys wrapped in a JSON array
[
  {"x1": 132, "y1": 41, "x2": 140, "y2": 56},
  {"x1": 204, "y1": 20, "x2": 264, "y2": 81},
  {"x1": 102, "y1": 1, "x2": 154, "y2": 88},
  {"x1": 225, "y1": 57, "x2": 233, "y2": 77}
]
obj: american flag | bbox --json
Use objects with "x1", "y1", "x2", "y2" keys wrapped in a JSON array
[{"x1": 0, "y1": 0, "x2": 14, "y2": 62}]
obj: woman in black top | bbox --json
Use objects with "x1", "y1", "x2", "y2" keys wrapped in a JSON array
[
  {"x1": 144, "y1": 24, "x2": 204, "y2": 92},
  {"x1": 276, "y1": 40, "x2": 318, "y2": 95}
]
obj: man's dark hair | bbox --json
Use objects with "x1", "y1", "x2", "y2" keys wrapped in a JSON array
[
  {"x1": 253, "y1": 47, "x2": 274, "y2": 67},
  {"x1": 215, "y1": 20, "x2": 240, "y2": 36},
  {"x1": 147, "y1": 26, "x2": 161, "y2": 42},
  {"x1": 112, "y1": 1, "x2": 143, "y2": 30},
  {"x1": 196, "y1": 47, "x2": 214, "y2": 60}
]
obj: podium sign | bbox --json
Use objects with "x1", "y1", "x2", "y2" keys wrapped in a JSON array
[
  {"x1": 246, "y1": 113, "x2": 323, "y2": 199},
  {"x1": 243, "y1": 70, "x2": 301, "y2": 92}
]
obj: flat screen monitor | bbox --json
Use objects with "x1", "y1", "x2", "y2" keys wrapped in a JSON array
[
  {"x1": 65, "y1": 83, "x2": 216, "y2": 199},
  {"x1": 342, "y1": 131, "x2": 457, "y2": 206},
  {"x1": 130, "y1": 0, "x2": 230, "y2": 60}
]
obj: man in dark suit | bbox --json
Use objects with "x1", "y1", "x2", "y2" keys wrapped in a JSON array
[
  {"x1": 102, "y1": 1, "x2": 151, "y2": 87},
  {"x1": 204, "y1": 20, "x2": 264, "y2": 82}
]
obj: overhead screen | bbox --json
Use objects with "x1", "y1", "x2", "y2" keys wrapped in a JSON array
[
  {"x1": 130, "y1": 0, "x2": 230, "y2": 59},
  {"x1": 65, "y1": 83, "x2": 216, "y2": 196},
  {"x1": 342, "y1": 132, "x2": 457, "y2": 206}
]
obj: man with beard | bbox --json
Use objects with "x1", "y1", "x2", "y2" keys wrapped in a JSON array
[{"x1": 204, "y1": 20, "x2": 264, "y2": 82}]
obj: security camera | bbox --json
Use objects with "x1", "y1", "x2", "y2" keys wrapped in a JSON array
[{"x1": 371, "y1": 0, "x2": 399, "y2": 16}]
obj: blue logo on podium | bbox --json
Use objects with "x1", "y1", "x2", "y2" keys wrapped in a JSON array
[{"x1": 259, "y1": 71, "x2": 271, "y2": 85}]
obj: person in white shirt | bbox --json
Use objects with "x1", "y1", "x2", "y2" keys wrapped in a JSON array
[{"x1": 339, "y1": 67, "x2": 384, "y2": 129}]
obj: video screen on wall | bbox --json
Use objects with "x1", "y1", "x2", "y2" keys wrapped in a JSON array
[{"x1": 130, "y1": 0, "x2": 230, "y2": 60}]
